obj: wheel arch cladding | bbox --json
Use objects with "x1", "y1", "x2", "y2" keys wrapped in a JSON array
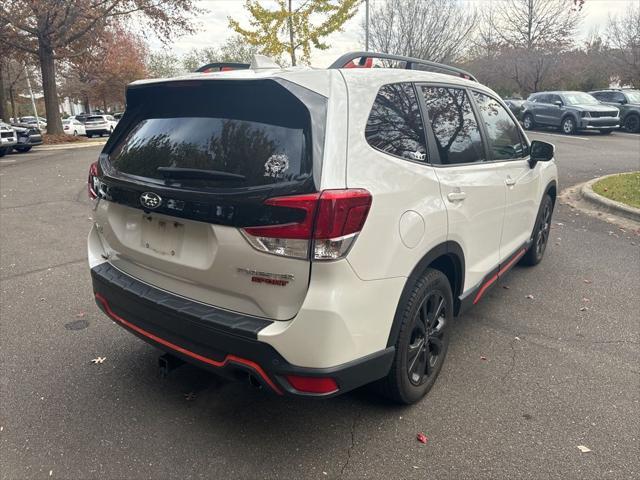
[
  {"x1": 545, "y1": 180, "x2": 557, "y2": 206},
  {"x1": 386, "y1": 241, "x2": 464, "y2": 348}
]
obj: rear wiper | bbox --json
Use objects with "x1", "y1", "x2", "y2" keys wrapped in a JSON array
[{"x1": 157, "y1": 167, "x2": 245, "y2": 181}]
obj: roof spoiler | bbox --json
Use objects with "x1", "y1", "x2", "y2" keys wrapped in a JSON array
[
  {"x1": 328, "y1": 51, "x2": 478, "y2": 82},
  {"x1": 195, "y1": 62, "x2": 250, "y2": 73}
]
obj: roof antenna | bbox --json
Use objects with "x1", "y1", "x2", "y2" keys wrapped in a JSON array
[{"x1": 250, "y1": 54, "x2": 280, "y2": 70}]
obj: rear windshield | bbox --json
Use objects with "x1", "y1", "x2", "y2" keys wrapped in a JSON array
[
  {"x1": 87, "y1": 116, "x2": 105, "y2": 121},
  {"x1": 107, "y1": 80, "x2": 318, "y2": 189}
]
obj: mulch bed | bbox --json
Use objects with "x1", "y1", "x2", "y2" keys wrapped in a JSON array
[{"x1": 42, "y1": 134, "x2": 84, "y2": 145}]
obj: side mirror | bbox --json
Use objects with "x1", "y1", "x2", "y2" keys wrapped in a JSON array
[
  {"x1": 619, "y1": 99, "x2": 627, "y2": 105},
  {"x1": 529, "y1": 140, "x2": 554, "y2": 167},
  {"x1": 554, "y1": 100, "x2": 563, "y2": 107}
]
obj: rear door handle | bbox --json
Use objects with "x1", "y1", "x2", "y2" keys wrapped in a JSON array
[
  {"x1": 447, "y1": 192, "x2": 467, "y2": 202},
  {"x1": 505, "y1": 176, "x2": 516, "y2": 186}
]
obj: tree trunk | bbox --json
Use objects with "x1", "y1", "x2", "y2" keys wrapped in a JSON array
[
  {"x1": 102, "y1": 97, "x2": 107, "y2": 112},
  {"x1": 287, "y1": 0, "x2": 296, "y2": 66},
  {"x1": 38, "y1": 41, "x2": 63, "y2": 134},
  {"x1": 0, "y1": 60, "x2": 7, "y2": 122},
  {"x1": 9, "y1": 87, "x2": 16, "y2": 120},
  {"x1": 83, "y1": 95, "x2": 90, "y2": 113}
]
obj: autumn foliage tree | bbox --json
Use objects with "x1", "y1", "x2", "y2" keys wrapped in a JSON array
[
  {"x1": 61, "y1": 26, "x2": 148, "y2": 112},
  {"x1": 0, "y1": 0, "x2": 199, "y2": 134},
  {"x1": 229, "y1": 0, "x2": 361, "y2": 66}
]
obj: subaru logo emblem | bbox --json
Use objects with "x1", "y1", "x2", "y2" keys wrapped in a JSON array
[{"x1": 140, "y1": 192, "x2": 161, "y2": 209}]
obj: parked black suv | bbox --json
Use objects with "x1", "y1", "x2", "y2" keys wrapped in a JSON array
[
  {"x1": 589, "y1": 89, "x2": 640, "y2": 133},
  {"x1": 522, "y1": 91, "x2": 620, "y2": 135}
]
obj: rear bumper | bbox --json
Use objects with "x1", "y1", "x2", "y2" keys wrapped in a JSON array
[{"x1": 91, "y1": 262, "x2": 394, "y2": 397}]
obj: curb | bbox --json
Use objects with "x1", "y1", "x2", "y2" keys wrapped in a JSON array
[
  {"x1": 38, "y1": 141, "x2": 106, "y2": 151},
  {"x1": 581, "y1": 173, "x2": 640, "y2": 222}
]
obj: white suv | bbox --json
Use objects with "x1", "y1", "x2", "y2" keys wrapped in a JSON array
[{"x1": 88, "y1": 53, "x2": 557, "y2": 404}]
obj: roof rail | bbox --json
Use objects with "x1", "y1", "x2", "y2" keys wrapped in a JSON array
[
  {"x1": 195, "y1": 62, "x2": 250, "y2": 73},
  {"x1": 328, "y1": 51, "x2": 478, "y2": 82}
]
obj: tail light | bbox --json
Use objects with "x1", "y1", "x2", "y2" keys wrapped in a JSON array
[
  {"x1": 242, "y1": 189, "x2": 372, "y2": 261},
  {"x1": 88, "y1": 161, "x2": 99, "y2": 199}
]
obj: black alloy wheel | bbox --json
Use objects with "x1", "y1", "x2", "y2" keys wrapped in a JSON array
[
  {"x1": 624, "y1": 114, "x2": 640, "y2": 133},
  {"x1": 521, "y1": 194, "x2": 554, "y2": 266},
  {"x1": 407, "y1": 291, "x2": 447, "y2": 386},
  {"x1": 376, "y1": 268, "x2": 452, "y2": 404}
]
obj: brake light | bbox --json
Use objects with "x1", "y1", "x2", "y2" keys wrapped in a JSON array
[
  {"x1": 241, "y1": 189, "x2": 372, "y2": 260},
  {"x1": 88, "y1": 161, "x2": 99, "y2": 199},
  {"x1": 285, "y1": 375, "x2": 339, "y2": 394}
]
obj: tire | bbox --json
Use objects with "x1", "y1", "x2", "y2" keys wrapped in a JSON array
[
  {"x1": 376, "y1": 268, "x2": 453, "y2": 404},
  {"x1": 0, "y1": 147, "x2": 7, "y2": 157},
  {"x1": 14, "y1": 146, "x2": 32, "y2": 153},
  {"x1": 523, "y1": 113, "x2": 535, "y2": 130},
  {"x1": 73, "y1": 130, "x2": 78, "y2": 136},
  {"x1": 624, "y1": 114, "x2": 640, "y2": 133},
  {"x1": 599, "y1": 129, "x2": 613, "y2": 135},
  {"x1": 561, "y1": 116, "x2": 577, "y2": 135},
  {"x1": 88, "y1": 134, "x2": 94, "y2": 138},
  {"x1": 521, "y1": 194, "x2": 554, "y2": 266}
]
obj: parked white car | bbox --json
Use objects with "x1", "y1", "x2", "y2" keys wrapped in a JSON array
[
  {"x1": 88, "y1": 53, "x2": 558, "y2": 404},
  {"x1": 0, "y1": 121, "x2": 18, "y2": 157},
  {"x1": 62, "y1": 118, "x2": 86, "y2": 136},
  {"x1": 84, "y1": 115, "x2": 117, "y2": 137}
]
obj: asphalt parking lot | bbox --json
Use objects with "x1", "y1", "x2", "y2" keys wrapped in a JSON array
[{"x1": 1, "y1": 131, "x2": 639, "y2": 479}]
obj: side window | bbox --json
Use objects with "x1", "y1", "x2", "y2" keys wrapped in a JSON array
[
  {"x1": 420, "y1": 86, "x2": 485, "y2": 165},
  {"x1": 472, "y1": 92, "x2": 526, "y2": 160},
  {"x1": 365, "y1": 83, "x2": 427, "y2": 162},
  {"x1": 612, "y1": 92, "x2": 625, "y2": 103}
]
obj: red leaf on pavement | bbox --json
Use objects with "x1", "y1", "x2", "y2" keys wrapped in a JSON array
[{"x1": 416, "y1": 433, "x2": 428, "y2": 444}]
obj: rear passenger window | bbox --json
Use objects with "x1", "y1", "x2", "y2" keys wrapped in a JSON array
[
  {"x1": 472, "y1": 92, "x2": 526, "y2": 160},
  {"x1": 365, "y1": 83, "x2": 427, "y2": 162},
  {"x1": 420, "y1": 86, "x2": 484, "y2": 165}
]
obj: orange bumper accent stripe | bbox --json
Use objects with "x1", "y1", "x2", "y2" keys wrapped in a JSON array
[{"x1": 94, "y1": 293, "x2": 283, "y2": 395}]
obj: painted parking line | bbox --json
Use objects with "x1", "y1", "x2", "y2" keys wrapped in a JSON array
[
  {"x1": 528, "y1": 131, "x2": 590, "y2": 141},
  {"x1": 0, "y1": 159, "x2": 16, "y2": 164}
]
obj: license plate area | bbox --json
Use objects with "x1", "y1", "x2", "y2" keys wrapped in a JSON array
[{"x1": 141, "y1": 215, "x2": 184, "y2": 257}]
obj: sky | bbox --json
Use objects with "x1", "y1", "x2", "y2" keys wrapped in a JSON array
[{"x1": 147, "y1": 0, "x2": 638, "y2": 67}]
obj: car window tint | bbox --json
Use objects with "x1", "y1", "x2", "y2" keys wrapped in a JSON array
[
  {"x1": 365, "y1": 83, "x2": 427, "y2": 162},
  {"x1": 612, "y1": 92, "x2": 625, "y2": 102},
  {"x1": 420, "y1": 86, "x2": 485, "y2": 165},
  {"x1": 472, "y1": 92, "x2": 526, "y2": 160}
]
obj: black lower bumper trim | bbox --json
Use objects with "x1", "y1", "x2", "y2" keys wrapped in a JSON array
[{"x1": 91, "y1": 263, "x2": 395, "y2": 397}]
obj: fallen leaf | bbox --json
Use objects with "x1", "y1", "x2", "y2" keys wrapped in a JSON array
[
  {"x1": 577, "y1": 445, "x2": 592, "y2": 453},
  {"x1": 76, "y1": 312, "x2": 85, "y2": 318},
  {"x1": 525, "y1": 294, "x2": 535, "y2": 299},
  {"x1": 583, "y1": 279, "x2": 592, "y2": 284},
  {"x1": 416, "y1": 432, "x2": 428, "y2": 444},
  {"x1": 579, "y1": 306, "x2": 589, "y2": 312},
  {"x1": 582, "y1": 298, "x2": 591, "y2": 303},
  {"x1": 480, "y1": 356, "x2": 487, "y2": 361},
  {"x1": 184, "y1": 392, "x2": 197, "y2": 401},
  {"x1": 49, "y1": 470, "x2": 53, "y2": 477},
  {"x1": 91, "y1": 357, "x2": 106, "y2": 364},
  {"x1": 556, "y1": 222, "x2": 564, "y2": 226},
  {"x1": 514, "y1": 336, "x2": 521, "y2": 341},
  {"x1": 502, "y1": 285, "x2": 510, "y2": 290}
]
